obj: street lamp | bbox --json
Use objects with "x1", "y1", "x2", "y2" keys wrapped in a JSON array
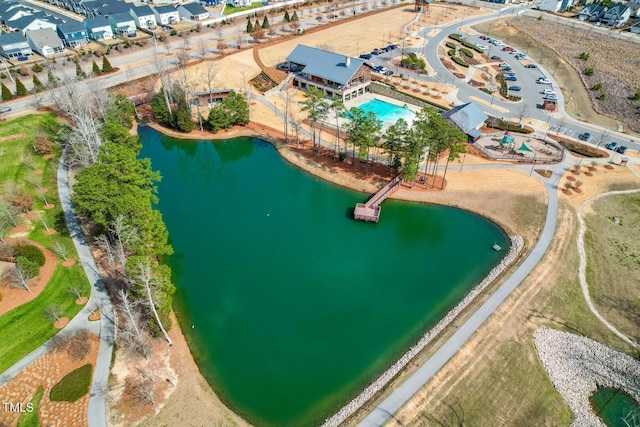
[{"x1": 459, "y1": 153, "x2": 466, "y2": 172}]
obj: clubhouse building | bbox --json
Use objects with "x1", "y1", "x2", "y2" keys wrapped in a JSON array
[{"x1": 285, "y1": 45, "x2": 371, "y2": 102}]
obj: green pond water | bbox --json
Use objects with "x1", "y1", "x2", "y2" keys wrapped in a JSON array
[
  {"x1": 139, "y1": 125, "x2": 510, "y2": 426},
  {"x1": 591, "y1": 387, "x2": 640, "y2": 427}
]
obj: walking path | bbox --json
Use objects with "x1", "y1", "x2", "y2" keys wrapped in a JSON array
[
  {"x1": 0, "y1": 149, "x2": 115, "y2": 427},
  {"x1": 576, "y1": 188, "x2": 640, "y2": 350}
]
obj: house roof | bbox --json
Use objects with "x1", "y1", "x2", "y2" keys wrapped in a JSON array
[
  {"x1": 27, "y1": 27, "x2": 63, "y2": 49},
  {"x1": 96, "y1": 0, "x2": 131, "y2": 15},
  {"x1": 8, "y1": 13, "x2": 59, "y2": 31},
  {"x1": 441, "y1": 102, "x2": 488, "y2": 135},
  {"x1": 57, "y1": 19, "x2": 85, "y2": 34},
  {"x1": 131, "y1": 5, "x2": 154, "y2": 16},
  {"x1": 109, "y1": 12, "x2": 134, "y2": 23},
  {"x1": 286, "y1": 45, "x2": 364, "y2": 85},
  {"x1": 606, "y1": 3, "x2": 629, "y2": 13},
  {"x1": 84, "y1": 15, "x2": 110, "y2": 28},
  {"x1": 0, "y1": 31, "x2": 29, "y2": 46},
  {"x1": 180, "y1": 2, "x2": 209, "y2": 15},
  {"x1": 2, "y1": 6, "x2": 36, "y2": 21},
  {"x1": 155, "y1": 5, "x2": 178, "y2": 14}
]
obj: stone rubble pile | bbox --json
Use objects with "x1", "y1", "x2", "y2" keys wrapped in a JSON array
[
  {"x1": 534, "y1": 328, "x2": 640, "y2": 427},
  {"x1": 322, "y1": 236, "x2": 524, "y2": 427}
]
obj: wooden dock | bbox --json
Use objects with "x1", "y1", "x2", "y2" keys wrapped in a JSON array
[{"x1": 354, "y1": 174, "x2": 403, "y2": 223}]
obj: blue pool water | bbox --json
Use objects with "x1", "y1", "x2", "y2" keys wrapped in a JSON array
[{"x1": 358, "y1": 98, "x2": 416, "y2": 125}]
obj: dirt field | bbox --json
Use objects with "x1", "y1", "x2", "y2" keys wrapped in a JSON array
[{"x1": 473, "y1": 17, "x2": 640, "y2": 135}]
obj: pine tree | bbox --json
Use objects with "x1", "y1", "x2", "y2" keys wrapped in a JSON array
[
  {"x1": 262, "y1": 16, "x2": 270, "y2": 29},
  {"x1": 75, "y1": 62, "x2": 86, "y2": 78},
  {"x1": 291, "y1": 11, "x2": 299, "y2": 21},
  {"x1": 32, "y1": 75, "x2": 44, "y2": 93},
  {"x1": 102, "y1": 56, "x2": 114, "y2": 73},
  {"x1": 246, "y1": 20, "x2": 253, "y2": 33},
  {"x1": 15, "y1": 79, "x2": 27, "y2": 97},
  {"x1": 1, "y1": 83, "x2": 12, "y2": 101},
  {"x1": 284, "y1": 10, "x2": 290, "y2": 22},
  {"x1": 92, "y1": 60, "x2": 101, "y2": 75}
]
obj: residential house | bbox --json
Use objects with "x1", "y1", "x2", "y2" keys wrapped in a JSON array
[
  {"x1": 6, "y1": 13, "x2": 59, "y2": 35},
  {"x1": 577, "y1": 4, "x2": 607, "y2": 21},
  {"x1": 538, "y1": 0, "x2": 563, "y2": 12},
  {"x1": 629, "y1": 0, "x2": 640, "y2": 18},
  {"x1": 286, "y1": 45, "x2": 371, "y2": 102},
  {"x1": 109, "y1": 13, "x2": 137, "y2": 36},
  {"x1": 56, "y1": 19, "x2": 88, "y2": 47},
  {"x1": 83, "y1": 16, "x2": 113, "y2": 40},
  {"x1": 0, "y1": 31, "x2": 33, "y2": 59},
  {"x1": 441, "y1": 102, "x2": 488, "y2": 141},
  {"x1": 153, "y1": 5, "x2": 180, "y2": 26},
  {"x1": 27, "y1": 28, "x2": 65, "y2": 56},
  {"x1": 178, "y1": 3, "x2": 210, "y2": 21},
  {"x1": 631, "y1": 18, "x2": 640, "y2": 33},
  {"x1": 130, "y1": 5, "x2": 157, "y2": 29},
  {"x1": 226, "y1": 0, "x2": 251, "y2": 7},
  {"x1": 0, "y1": 6, "x2": 36, "y2": 24},
  {"x1": 603, "y1": 3, "x2": 630, "y2": 27}
]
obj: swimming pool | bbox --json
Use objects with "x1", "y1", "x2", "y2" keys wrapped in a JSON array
[{"x1": 358, "y1": 98, "x2": 416, "y2": 125}]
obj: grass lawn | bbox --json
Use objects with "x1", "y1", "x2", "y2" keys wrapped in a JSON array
[
  {"x1": 0, "y1": 113, "x2": 91, "y2": 374},
  {"x1": 50, "y1": 363, "x2": 92, "y2": 402},
  {"x1": 224, "y1": 2, "x2": 264, "y2": 15},
  {"x1": 0, "y1": 263, "x2": 90, "y2": 373},
  {"x1": 17, "y1": 385, "x2": 43, "y2": 427}
]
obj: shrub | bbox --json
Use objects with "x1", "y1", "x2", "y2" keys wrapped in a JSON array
[
  {"x1": 632, "y1": 92, "x2": 640, "y2": 101},
  {"x1": 452, "y1": 56, "x2": 469, "y2": 67},
  {"x1": 15, "y1": 79, "x2": 27, "y2": 97},
  {"x1": 31, "y1": 63, "x2": 44, "y2": 73},
  {"x1": 446, "y1": 41, "x2": 456, "y2": 49},
  {"x1": 1, "y1": 83, "x2": 12, "y2": 101},
  {"x1": 584, "y1": 67, "x2": 594, "y2": 76},
  {"x1": 460, "y1": 48, "x2": 473, "y2": 58},
  {"x1": 579, "y1": 52, "x2": 590, "y2": 61},
  {"x1": 447, "y1": 49, "x2": 455, "y2": 56},
  {"x1": 50, "y1": 364, "x2": 92, "y2": 402},
  {"x1": 598, "y1": 93, "x2": 606, "y2": 100},
  {"x1": 18, "y1": 67, "x2": 29, "y2": 77},
  {"x1": 16, "y1": 256, "x2": 40, "y2": 277},
  {"x1": 170, "y1": 29, "x2": 178, "y2": 36},
  {"x1": 102, "y1": 56, "x2": 113, "y2": 73},
  {"x1": 10, "y1": 192, "x2": 33, "y2": 213},
  {"x1": 592, "y1": 83, "x2": 602, "y2": 91},
  {"x1": 13, "y1": 244, "x2": 45, "y2": 266},
  {"x1": 485, "y1": 117, "x2": 532, "y2": 133}
]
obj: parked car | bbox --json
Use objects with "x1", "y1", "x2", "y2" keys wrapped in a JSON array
[
  {"x1": 386, "y1": 44, "x2": 398, "y2": 50},
  {"x1": 504, "y1": 71, "x2": 516, "y2": 76},
  {"x1": 499, "y1": 62, "x2": 509, "y2": 67},
  {"x1": 359, "y1": 53, "x2": 372, "y2": 59},
  {"x1": 502, "y1": 46, "x2": 515, "y2": 51},
  {"x1": 525, "y1": 64, "x2": 537, "y2": 68},
  {"x1": 477, "y1": 44, "x2": 488, "y2": 50},
  {"x1": 615, "y1": 145, "x2": 628, "y2": 154},
  {"x1": 502, "y1": 67, "x2": 513, "y2": 72},
  {"x1": 508, "y1": 85, "x2": 522, "y2": 91},
  {"x1": 605, "y1": 142, "x2": 618, "y2": 150},
  {"x1": 542, "y1": 89, "x2": 555, "y2": 95},
  {"x1": 515, "y1": 53, "x2": 526, "y2": 60},
  {"x1": 479, "y1": 34, "x2": 488, "y2": 40},
  {"x1": 0, "y1": 106, "x2": 11, "y2": 113},
  {"x1": 544, "y1": 94, "x2": 557, "y2": 100},
  {"x1": 383, "y1": 70, "x2": 393, "y2": 76},
  {"x1": 537, "y1": 78, "x2": 552, "y2": 84},
  {"x1": 371, "y1": 49, "x2": 381, "y2": 55},
  {"x1": 505, "y1": 75, "x2": 518, "y2": 81},
  {"x1": 490, "y1": 55, "x2": 501, "y2": 60},
  {"x1": 579, "y1": 132, "x2": 591, "y2": 141}
]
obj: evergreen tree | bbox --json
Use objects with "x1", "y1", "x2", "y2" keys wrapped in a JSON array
[
  {"x1": 75, "y1": 62, "x2": 86, "y2": 78},
  {"x1": 32, "y1": 75, "x2": 44, "y2": 93},
  {"x1": 246, "y1": 19, "x2": 253, "y2": 33},
  {"x1": 284, "y1": 10, "x2": 290, "y2": 22},
  {"x1": 151, "y1": 90, "x2": 172, "y2": 124},
  {"x1": 102, "y1": 56, "x2": 113, "y2": 73},
  {"x1": 262, "y1": 16, "x2": 270, "y2": 29},
  {"x1": 255, "y1": 20, "x2": 261, "y2": 31},
  {"x1": 1, "y1": 83, "x2": 12, "y2": 101},
  {"x1": 291, "y1": 11, "x2": 299, "y2": 21},
  {"x1": 92, "y1": 61, "x2": 101, "y2": 75},
  {"x1": 15, "y1": 79, "x2": 27, "y2": 97},
  {"x1": 174, "y1": 94, "x2": 194, "y2": 132}
]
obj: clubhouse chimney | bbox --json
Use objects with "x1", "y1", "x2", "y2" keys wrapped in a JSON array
[{"x1": 345, "y1": 56, "x2": 350, "y2": 67}]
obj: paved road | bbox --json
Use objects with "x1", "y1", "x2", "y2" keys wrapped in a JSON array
[{"x1": 0, "y1": 149, "x2": 115, "y2": 427}]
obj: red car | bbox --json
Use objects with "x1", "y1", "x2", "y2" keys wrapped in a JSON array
[
  {"x1": 502, "y1": 46, "x2": 515, "y2": 51},
  {"x1": 479, "y1": 35, "x2": 487, "y2": 40}
]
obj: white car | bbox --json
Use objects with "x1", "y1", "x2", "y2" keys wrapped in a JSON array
[
  {"x1": 477, "y1": 44, "x2": 488, "y2": 50},
  {"x1": 537, "y1": 78, "x2": 552, "y2": 85},
  {"x1": 542, "y1": 89, "x2": 555, "y2": 95}
]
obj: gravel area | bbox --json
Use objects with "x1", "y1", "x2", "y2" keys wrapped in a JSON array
[{"x1": 534, "y1": 328, "x2": 640, "y2": 427}]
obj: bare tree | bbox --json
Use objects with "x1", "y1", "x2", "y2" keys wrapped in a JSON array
[
  {"x1": 204, "y1": 62, "x2": 219, "y2": 107},
  {"x1": 0, "y1": 219, "x2": 9, "y2": 244},
  {"x1": 67, "y1": 283, "x2": 86, "y2": 300},
  {"x1": 127, "y1": 370, "x2": 156, "y2": 405},
  {"x1": 128, "y1": 257, "x2": 173, "y2": 346},
  {"x1": 118, "y1": 288, "x2": 149, "y2": 358},
  {"x1": 196, "y1": 38, "x2": 208, "y2": 59},
  {"x1": 44, "y1": 304, "x2": 64, "y2": 322},
  {"x1": 516, "y1": 105, "x2": 529, "y2": 125},
  {"x1": 0, "y1": 201, "x2": 21, "y2": 228},
  {"x1": 9, "y1": 262, "x2": 34, "y2": 293},
  {"x1": 53, "y1": 238, "x2": 71, "y2": 261},
  {"x1": 217, "y1": 39, "x2": 227, "y2": 56},
  {"x1": 95, "y1": 234, "x2": 116, "y2": 269},
  {"x1": 109, "y1": 214, "x2": 139, "y2": 266}
]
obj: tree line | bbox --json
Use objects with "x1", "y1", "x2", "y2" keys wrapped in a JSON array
[
  {"x1": 300, "y1": 87, "x2": 467, "y2": 184},
  {"x1": 69, "y1": 92, "x2": 176, "y2": 352}
]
